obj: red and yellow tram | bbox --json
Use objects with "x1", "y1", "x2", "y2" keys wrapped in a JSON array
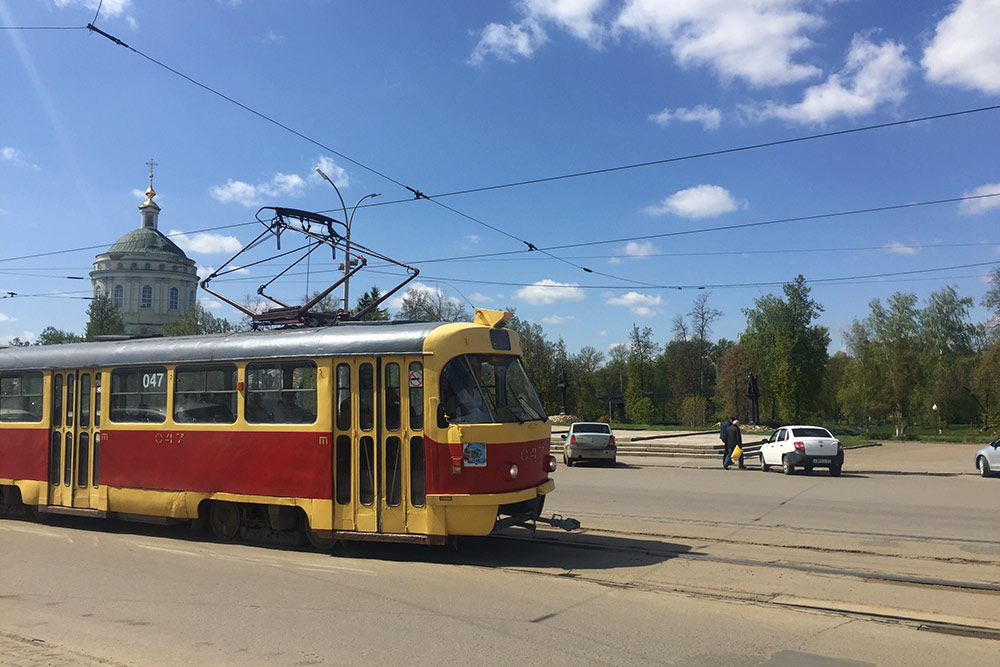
[{"x1": 0, "y1": 309, "x2": 561, "y2": 546}]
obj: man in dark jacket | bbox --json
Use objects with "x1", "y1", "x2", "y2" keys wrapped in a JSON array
[
  {"x1": 724, "y1": 418, "x2": 744, "y2": 469},
  {"x1": 719, "y1": 416, "x2": 731, "y2": 468}
]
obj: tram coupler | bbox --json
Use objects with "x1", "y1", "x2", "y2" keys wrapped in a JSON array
[{"x1": 536, "y1": 513, "x2": 581, "y2": 531}]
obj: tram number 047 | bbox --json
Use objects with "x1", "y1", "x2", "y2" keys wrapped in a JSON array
[
  {"x1": 520, "y1": 447, "x2": 542, "y2": 461},
  {"x1": 142, "y1": 372, "x2": 165, "y2": 389}
]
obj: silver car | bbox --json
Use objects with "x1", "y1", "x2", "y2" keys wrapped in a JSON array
[
  {"x1": 562, "y1": 422, "x2": 617, "y2": 467},
  {"x1": 975, "y1": 439, "x2": 1000, "y2": 477}
]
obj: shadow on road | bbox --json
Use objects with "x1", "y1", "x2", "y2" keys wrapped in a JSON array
[{"x1": 332, "y1": 531, "x2": 693, "y2": 571}]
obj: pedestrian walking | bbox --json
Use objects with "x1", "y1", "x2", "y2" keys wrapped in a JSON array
[
  {"x1": 724, "y1": 418, "x2": 745, "y2": 469},
  {"x1": 719, "y1": 416, "x2": 731, "y2": 468}
]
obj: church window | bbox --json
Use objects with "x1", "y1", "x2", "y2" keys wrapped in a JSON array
[
  {"x1": 141, "y1": 285, "x2": 153, "y2": 309},
  {"x1": 169, "y1": 288, "x2": 179, "y2": 310},
  {"x1": 113, "y1": 285, "x2": 124, "y2": 308},
  {"x1": 142, "y1": 211, "x2": 155, "y2": 229},
  {"x1": 159, "y1": 264, "x2": 165, "y2": 270},
  {"x1": 189, "y1": 290, "x2": 195, "y2": 309},
  {"x1": 131, "y1": 262, "x2": 138, "y2": 270},
  {"x1": 117, "y1": 263, "x2": 123, "y2": 269},
  {"x1": 172, "y1": 266, "x2": 178, "y2": 272},
  {"x1": 95, "y1": 285, "x2": 102, "y2": 298},
  {"x1": 145, "y1": 263, "x2": 151, "y2": 270}
]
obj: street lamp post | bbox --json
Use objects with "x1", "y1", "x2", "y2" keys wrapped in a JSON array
[{"x1": 314, "y1": 168, "x2": 378, "y2": 312}]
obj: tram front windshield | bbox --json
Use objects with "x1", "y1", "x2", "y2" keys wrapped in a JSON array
[{"x1": 441, "y1": 355, "x2": 546, "y2": 424}]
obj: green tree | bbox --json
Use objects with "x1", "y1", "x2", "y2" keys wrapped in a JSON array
[
  {"x1": 920, "y1": 286, "x2": 978, "y2": 425},
  {"x1": 37, "y1": 326, "x2": 83, "y2": 345},
  {"x1": 741, "y1": 275, "x2": 829, "y2": 422},
  {"x1": 84, "y1": 294, "x2": 125, "y2": 341},
  {"x1": 858, "y1": 293, "x2": 923, "y2": 437},
  {"x1": 713, "y1": 343, "x2": 752, "y2": 421},
  {"x1": 972, "y1": 340, "x2": 1000, "y2": 427},
  {"x1": 162, "y1": 305, "x2": 236, "y2": 336},
  {"x1": 352, "y1": 285, "x2": 390, "y2": 321},
  {"x1": 567, "y1": 345, "x2": 605, "y2": 420},
  {"x1": 506, "y1": 312, "x2": 567, "y2": 415},
  {"x1": 394, "y1": 286, "x2": 469, "y2": 322},
  {"x1": 625, "y1": 325, "x2": 659, "y2": 424}
]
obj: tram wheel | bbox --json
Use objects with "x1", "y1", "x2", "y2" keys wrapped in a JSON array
[
  {"x1": 303, "y1": 526, "x2": 337, "y2": 552},
  {"x1": 209, "y1": 501, "x2": 241, "y2": 540}
]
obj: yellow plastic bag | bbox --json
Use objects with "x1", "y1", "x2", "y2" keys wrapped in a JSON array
[{"x1": 731, "y1": 444, "x2": 743, "y2": 462}]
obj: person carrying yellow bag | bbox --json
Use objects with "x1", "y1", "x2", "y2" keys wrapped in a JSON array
[{"x1": 724, "y1": 418, "x2": 745, "y2": 470}]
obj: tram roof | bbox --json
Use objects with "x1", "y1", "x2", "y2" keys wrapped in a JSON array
[{"x1": 0, "y1": 321, "x2": 448, "y2": 371}]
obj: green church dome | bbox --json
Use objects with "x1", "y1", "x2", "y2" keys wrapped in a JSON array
[{"x1": 107, "y1": 228, "x2": 187, "y2": 257}]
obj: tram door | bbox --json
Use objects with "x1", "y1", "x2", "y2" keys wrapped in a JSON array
[
  {"x1": 47, "y1": 370, "x2": 100, "y2": 509},
  {"x1": 334, "y1": 358, "x2": 410, "y2": 534}
]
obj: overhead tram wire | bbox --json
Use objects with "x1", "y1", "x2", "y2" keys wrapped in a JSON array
[
  {"x1": 408, "y1": 191, "x2": 1000, "y2": 265},
  {"x1": 205, "y1": 257, "x2": 1000, "y2": 294},
  {"x1": 78, "y1": 23, "x2": 1000, "y2": 292},
  {"x1": 1, "y1": 189, "x2": 998, "y2": 285}
]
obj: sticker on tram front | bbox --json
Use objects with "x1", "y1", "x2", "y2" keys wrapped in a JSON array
[{"x1": 462, "y1": 442, "x2": 486, "y2": 467}]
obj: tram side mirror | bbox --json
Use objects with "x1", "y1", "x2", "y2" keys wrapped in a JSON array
[{"x1": 437, "y1": 404, "x2": 450, "y2": 429}]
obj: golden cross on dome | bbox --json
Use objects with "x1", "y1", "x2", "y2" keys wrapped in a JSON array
[{"x1": 146, "y1": 158, "x2": 158, "y2": 189}]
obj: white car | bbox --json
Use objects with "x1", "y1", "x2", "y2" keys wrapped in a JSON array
[
  {"x1": 975, "y1": 439, "x2": 1000, "y2": 477},
  {"x1": 759, "y1": 425, "x2": 844, "y2": 476},
  {"x1": 561, "y1": 422, "x2": 616, "y2": 467}
]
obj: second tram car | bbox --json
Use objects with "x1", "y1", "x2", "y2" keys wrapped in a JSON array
[{"x1": 0, "y1": 309, "x2": 560, "y2": 546}]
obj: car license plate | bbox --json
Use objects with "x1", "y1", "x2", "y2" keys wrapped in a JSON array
[{"x1": 813, "y1": 458, "x2": 831, "y2": 464}]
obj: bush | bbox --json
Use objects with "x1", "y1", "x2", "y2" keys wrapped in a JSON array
[{"x1": 679, "y1": 396, "x2": 708, "y2": 428}]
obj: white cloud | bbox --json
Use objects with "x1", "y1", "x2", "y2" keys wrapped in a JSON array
[
  {"x1": 168, "y1": 229, "x2": 243, "y2": 255},
  {"x1": 649, "y1": 104, "x2": 722, "y2": 129},
  {"x1": 54, "y1": 0, "x2": 132, "y2": 16},
  {"x1": 199, "y1": 298, "x2": 224, "y2": 310},
  {"x1": 645, "y1": 184, "x2": 745, "y2": 219},
  {"x1": 959, "y1": 183, "x2": 1000, "y2": 215},
  {"x1": 469, "y1": 291, "x2": 495, "y2": 303},
  {"x1": 883, "y1": 241, "x2": 917, "y2": 255},
  {"x1": 468, "y1": 19, "x2": 548, "y2": 65},
  {"x1": 608, "y1": 257, "x2": 622, "y2": 264},
  {"x1": 606, "y1": 291, "x2": 663, "y2": 316},
  {"x1": 623, "y1": 241, "x2": 659, "y2": 257},
  {"x1": 542, "y1": 315, "x2": 577, "y2": 324},
  {"x1": 923, "y1": 0, "x2": 1000, "y2": 95},
  {"x1": 599, "y1": 330, "x2": 608, "y2": 336},
  {"x1": 515, "y1": 279, "x2": 586, "y2": 305},
  {"x1": 209, "y1": 172, "x2": 306, "y2": 207},
  {"x1": 616, "y1": 0, "x2": 823, "y2": 87},
  {"x1": 0, "y1": 313, "x2": 13, "y2": 323},
  {"x1": 1, "y1": 330, "x2": 35, "y2": 345},
  {"x1": 311, "y1": 156, "x2": 350, "y2": 188},
  {"x1": 750, "y1": 33, "x2": 912, "y2": 124},
  {"x1": 1, "y1": 146, "x2": 39, "y2": 170}
]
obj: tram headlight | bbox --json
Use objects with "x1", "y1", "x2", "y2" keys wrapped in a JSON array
[
  {"x1": 506, "y1": 463, "x2": 519, "y2": 480},
  {"x1": 547, "y1": 455, "x2": 557, "y2": 472}
]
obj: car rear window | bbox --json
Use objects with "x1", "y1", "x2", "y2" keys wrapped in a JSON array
[
  {"x1": 792, "y1": 427, "x2": 832, "y2": 438},
  {"x1": 574, "y1": 423, "x2": 611, "y2": 434}
]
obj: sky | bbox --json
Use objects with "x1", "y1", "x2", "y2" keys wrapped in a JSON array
[{"x1": 2, "y1": 0, "x2": 999, "y2": 359}]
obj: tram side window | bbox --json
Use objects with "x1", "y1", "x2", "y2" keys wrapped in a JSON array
[
  {"x1": 336, "y1": 363, "x2": 351, "y2": 431},
  {"x1": 410, "y1": 436, "x2": 426, "y2": 507},
  {"x1": 246, "y1": 361, "x2": 317, "y2": 424},
  {"x1": 174, "y1": 365, "x2": 237, "y2": 424},
  {"x1": 359, "y1": 363, "x2": 374, "y2": 431},
  {"x1": 408, "y1": 362, "x2": 423, "y2": 431},
  {"x1": 385, "y1": 363, "x2": 401, "y2": 431},
  {"x1": 0, "y1": 372, "x2": 43, "y2": 422},
  {"x1": 110, "y1": 367, "x2": 167, "y2": 423}
]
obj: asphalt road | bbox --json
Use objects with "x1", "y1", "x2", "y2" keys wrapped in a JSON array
[{"x1": 2, "y1": 456, "x2": 999, "y2": 666}]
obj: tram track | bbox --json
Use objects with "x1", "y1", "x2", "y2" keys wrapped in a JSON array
[{"x1": 489, "y1": 529, "x2": 1000, "y2": 642}]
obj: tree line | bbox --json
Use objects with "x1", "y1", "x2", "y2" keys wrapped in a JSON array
[
  {"x1": 510, "y1": 271, "x2": 1000, "y2": 438},
  {"x1": 8, "y1": 274, "x2": 1000, "y2": 437}
]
